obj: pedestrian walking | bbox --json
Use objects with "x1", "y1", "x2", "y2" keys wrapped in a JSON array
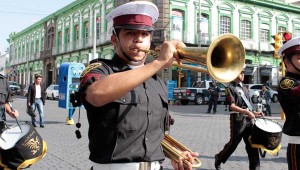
[
  {"x1": 277, "y1": 36, "x2": 300, "y2": 170},
  {"x1": 214, "y1": 67, "x2": 263, "y2": 170},
  {"x1": 206, "y1": 80, "x2": 220, "y2": 114},
  {"x1": 27, "y1": 74, "x2": 46, "y2": 128},
  {"x1": 77, "y1": 1, "x2": 198, "y2": 170},
  {"x1": 259, "y1": 84, "x2": 272, "y2": 116}
]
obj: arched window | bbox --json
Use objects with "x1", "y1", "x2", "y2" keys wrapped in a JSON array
[
  {"x1": 241, "y1": 20, "x2": 251, "y2": 40},
  {"x1": 172, "y1": 10, "x2": 184, "y2": 41},
  {"x1": 220, "y1": 16, "x2": 231, "y2": 34},
  {"x1": 278, "y1": 26, "x2": 286, "y2": 32},
  {"x1": 260, "y1": 23, "x2": 270, "y2": 42}
]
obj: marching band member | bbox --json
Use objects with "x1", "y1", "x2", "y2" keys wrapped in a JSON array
[
  {"x1": 214, "y1": 66, "x2": 263, "y2": 170},
  {"x1": 78, "y1": 1, "x2": 198, "y2": 170},
  {"x1": 277, "y1": 37, "x2": 300, "y2": 170},
  {"x1": 0, "y1": 74, "x2": 19, "y2": 134}
]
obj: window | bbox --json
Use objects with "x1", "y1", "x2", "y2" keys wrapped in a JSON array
[
  {"x1": 41, "y1": 38, "x2": 44, "y2": 50},
  {"x1": 220, "y1": 16, "x2": 231, "y2": 34},
  {"x1": 294, "y1": 29, "x2": 300, "y2": 38},
  {"x1": 58, "y1": 31, "x2": 62, "y2": 46},
  {"x1": 35, "y1": 40, "x2": 39, "y2": 52},
  {"x1": 260, "y1": 29, "x2": 269, "y2": 42},
  {"x1": 96, "y1": 17, "x2": 100, "y2": 39},
  {"x1": 278, "y1": 26, "x2": 286, "y2": 32},
  {"x1": 241, "y1": 20, "x2": 251, "y2": 40},
  {"x1": 66, "y1": 28, "x2": 70, "y2": 43},
  {"x1": 172, "y1": 10, "x2": 184, "y2": 41},
  {"x1": 200, "y1": 14, "x2": 209, "y2": 34},
  {"x1": 31, "y1": 42, "x2": 34, "y2": 56},
  {"x1": 250, "y1": 85, "x2": 262, "y2": 90},
  {"x1": 75, "y1": 25, "x2": 79, "y2": 40},
  {"x1": 84, "y1": 22, "x2": 89, "y2": 43},
  {"x1": 26, "y1": 44, "x2": 29, "y2": 56}
]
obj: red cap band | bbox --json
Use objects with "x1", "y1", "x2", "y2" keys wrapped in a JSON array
[
  {"x1": 282, "y1": 45, "x2": 300, "y2": 57},
  {"x1": 113, "y1": 14, "x2": 152, "y2": 27}
]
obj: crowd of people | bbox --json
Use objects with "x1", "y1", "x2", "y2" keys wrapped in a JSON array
[{"x1": 0, "y1": 1, "x2": 299, "y2": 170}]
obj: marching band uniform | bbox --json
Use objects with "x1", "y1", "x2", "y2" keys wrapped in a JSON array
[
  {"x1": 0, "y1": 74, "x2": 12, "y2": 134},
  {"x1": 215, "y1": 70, "x2": 260, "y2": 170},
  {"x1": 278, "y1": 37, "x2": 300, "y2": 170},
  {"x1": 79, "y1": 2, "x2": 170, "y2": 170},
  {"x1": 80, "y1": 57, "x2": 168, "y2": 170}
]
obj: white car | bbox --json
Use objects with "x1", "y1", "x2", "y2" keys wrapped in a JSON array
[
  {"x1": 245, "y1": 84, "x2": 278, "y2": 103},
  {"x1": 46, "y1": 84, "x2": 59, "y2": 100}
]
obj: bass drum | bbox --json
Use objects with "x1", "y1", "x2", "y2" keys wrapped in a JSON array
[
  {"x1": 250, "y1": 118, "x2": 282, "y2": 151},
  {"x1": 0, "y1": 122, "x2": 47, "y2": 170}
]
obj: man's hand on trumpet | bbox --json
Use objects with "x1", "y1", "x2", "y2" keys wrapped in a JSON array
[
  {"x1": 156, "y1": 40, "x2": 185, "y2": 68},
  {"x1": 171, "y1": 151, "x2": 199, "y2": 170}
]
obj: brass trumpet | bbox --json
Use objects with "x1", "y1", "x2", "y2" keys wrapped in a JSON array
[
  {"x1": 140, "y1": 34, "x2": 245, "y2": 83},
  {"x1": 162, "y1": 134, "x2": 201, "y2": 168}
]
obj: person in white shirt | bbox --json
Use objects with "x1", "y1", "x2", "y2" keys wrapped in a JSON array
[{"x1": 27, "y1": 74, "x2": 46, "y2": 128}]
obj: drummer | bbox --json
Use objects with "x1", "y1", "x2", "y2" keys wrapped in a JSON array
[
  {"x1": 277, "y1": 36, "x2": 300, "y2": 170},
  {"x1": 214, "y1": 65, "x2": 263, "y2": 170},
  {"x1": 0, "y1": 74, "x2": 19, "y2": 134}
]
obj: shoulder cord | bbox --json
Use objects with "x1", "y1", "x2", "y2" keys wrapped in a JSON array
[{"x1": 75, "y1": 108, "x2": 81, "y2": 139}]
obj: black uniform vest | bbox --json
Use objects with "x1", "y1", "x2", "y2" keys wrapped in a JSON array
[
  {"x1": 81, "y1": 56, "x2": 169, "y2": 163},
  {"x1": 278, "y1": 72, "x2": 300, "y2": 136}
]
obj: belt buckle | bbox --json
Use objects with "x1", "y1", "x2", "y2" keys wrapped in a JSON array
[{"x1": 139, "y1": 162, "x2": 151, "y2": 170}]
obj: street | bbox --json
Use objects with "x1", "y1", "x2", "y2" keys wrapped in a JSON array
[{"x1": 5, "y1": 96, "x2": 288, "y2": 170}]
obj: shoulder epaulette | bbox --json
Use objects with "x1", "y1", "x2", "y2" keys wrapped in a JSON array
[
  {"x1": 280, "y1": 77, "x2": 296, "y2": 89},
  {"x1": 81, "y1": 63, "x2": 102, "y2": 78}
]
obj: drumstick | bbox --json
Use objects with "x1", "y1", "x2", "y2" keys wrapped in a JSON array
[
  {"x1": 0, "y1": 135, "x2": 6, "y2": 142},
  {"x1": 261, "y1": 114, "x2": 267, "y2": 125},
  {"x1": 8, "y1": 102, "x2": 22, "y2": 132}
]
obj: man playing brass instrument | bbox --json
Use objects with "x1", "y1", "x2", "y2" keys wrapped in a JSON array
[
  {"x1": 277, "y1": 37, "x2": 300, "y2": 170},
  {"x1": 78, "y1": 1, "x2": 198, "y2": 170},
  {"x1": 214, "y1": 66, "x2": 263, "y2": 170}
]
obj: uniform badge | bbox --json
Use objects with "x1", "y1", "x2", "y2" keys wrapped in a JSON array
[
  {"x1": 280, "y1": 78, "x2": 295, "y2": 89},
  {"x1": 81, "y1": 63, "x2": 102, "y2": 78}
]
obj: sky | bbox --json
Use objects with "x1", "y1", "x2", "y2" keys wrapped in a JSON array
[{"x1": 0, "y1": 0, "x2": 75, "y2": 54}]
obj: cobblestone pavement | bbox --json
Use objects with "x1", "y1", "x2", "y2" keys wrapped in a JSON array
[{"x1": 5, "y1": 97, "x2": 288, "y2": 170}]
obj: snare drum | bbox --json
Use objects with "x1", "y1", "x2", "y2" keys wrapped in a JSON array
[
  {"x1": 0, "y1": 122, "x2": 47, "y2": 170},
  {"x1": 250, "y1": 118, "x2": 282, "y2": 150}
]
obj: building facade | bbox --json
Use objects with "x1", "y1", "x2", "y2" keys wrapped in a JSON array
[{"x1": 6, "y1": 0, "x2": 300, "y2": 89}]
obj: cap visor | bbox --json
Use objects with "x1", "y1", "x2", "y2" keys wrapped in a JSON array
[{"x1": 114, "y1": 24, "x2": 153, "y2": 31}]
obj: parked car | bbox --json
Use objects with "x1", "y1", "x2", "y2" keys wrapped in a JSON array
[
  {"x1": 46, "y1": 84, "x2": 59, "y2": 100},
  {"x1": 9, "y1": 85, "x2": 21, "y2": 95},
  {"x1": 245, "y1": 84, "x2": 278, "y2": 103},
  {"x1": 8, "y1": 81, "x2": 21, "y2": 87}
]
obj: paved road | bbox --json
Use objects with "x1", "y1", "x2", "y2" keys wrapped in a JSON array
[{"x1": 4, "y1": 97, "x2": 288, "y2": 170}]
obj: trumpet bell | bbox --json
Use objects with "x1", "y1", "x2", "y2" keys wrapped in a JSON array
[
  {"x1": 140, "y1": 34, "x2": 245, "y2": 83},
  {"x1": 207, "y1": 34, "x2": 245, "y2": 82}
]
